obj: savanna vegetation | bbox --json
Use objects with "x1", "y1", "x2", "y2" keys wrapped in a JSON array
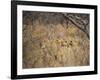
[{"x1": 23, "y1": 11, "x2": 90, "y2": 68}]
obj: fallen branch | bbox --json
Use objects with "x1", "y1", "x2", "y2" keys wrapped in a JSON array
[{"x1": 61, "y1": 13, "x2": 89, "y2": 39}]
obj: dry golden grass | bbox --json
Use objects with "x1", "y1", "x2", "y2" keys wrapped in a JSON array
[{"x1": 23, "y1": 13, "x2": 89, "y2": 68}]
